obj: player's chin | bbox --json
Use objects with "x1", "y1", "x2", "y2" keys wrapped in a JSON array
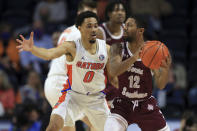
[
  {"x1": 89, "y1": 39, "x2": 96, "y2": 44},
  {"x1": 118, "y1": 20, "x2": 125, "y2": 24},
  {"x1": 120, "y1": 20, "x2": 125, "y2": 24}
]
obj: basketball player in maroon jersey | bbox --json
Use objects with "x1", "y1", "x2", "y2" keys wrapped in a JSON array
[
  {"x1": 98, "y1": 1, "x2": 126, "y2": 44},
  {"x1": 98, "y1": 0, "x2": 127, "y2": 103},
  {"x1": 104, "y1": 17, "x2": 171, "y2": 131}
]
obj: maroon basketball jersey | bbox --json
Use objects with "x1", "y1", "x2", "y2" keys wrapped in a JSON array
[
  {"x1": 99, "y1": 22, "x2": 124, "y2": 45},
  {"x1": 118, "y1": 42, "x2": 153, "y2": 101}
]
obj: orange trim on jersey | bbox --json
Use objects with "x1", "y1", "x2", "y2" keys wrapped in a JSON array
[
  {"x1": 53, "y1": 65, "x2": 73, "y2": 109},
  {"x1": 104, "y1": 68, "x2": 108, "y2": 85},
  {"x1": 53, "y1": 83, "x2": 69, "y2": 109},
  {"x1": 58, "y1": 37, "x2": 67, "y2": 45},
  {"x1": 63, "y1": 28, "x2": 72, "y2": 34},
  {"x1": 104, "y1": 74, "x2": 107, "y2": 85},
  {"x1": 105, "y1": 99, "x2": 111, "y2": 109},
  {"x1": 67, "y1": 65, "x2": 72, "y2": 85},
  {"x1": 58, "y1": 28, "x2": 72, "y2": 45}
]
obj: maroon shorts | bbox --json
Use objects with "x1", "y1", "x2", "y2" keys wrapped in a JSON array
[{"x1": 111, "y1": 97, "x2": 167, "y2": 131}]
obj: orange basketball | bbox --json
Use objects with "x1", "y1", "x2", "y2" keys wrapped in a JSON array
[{"x1": 140, "y1": 41, "x2": 169, "y2": 69}]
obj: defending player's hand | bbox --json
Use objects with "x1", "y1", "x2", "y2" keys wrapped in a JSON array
[{"x1": 16, "y1": 32, "x2": 34, "y2": 52}]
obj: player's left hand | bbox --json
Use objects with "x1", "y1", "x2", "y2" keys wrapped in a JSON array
[
  {"x1": 160, "y1": 54, "x2": 172, "y2": 70},
  {"x1": 16, "y1": 32, "x2": 34, "y2": 52}
]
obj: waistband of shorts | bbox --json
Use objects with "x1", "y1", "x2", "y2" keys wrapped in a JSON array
[
  {"x1": 47, "y1": 74, "x2": 68, "y2": 78},
  {"x1": 117, "y1": 96, "x2": 154, "y2": 103},
  {"x1": 132, "y1": 96, "x2": 153, "y2": 102},
  {"x1": 70, "y1": 90, "x2": 106, "y2": 96}
]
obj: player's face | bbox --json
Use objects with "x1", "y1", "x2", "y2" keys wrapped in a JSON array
[
  {"x1": 109, "y1": 4, "x2": 126, "y2": 24},
  {"x1": 80, "y1": 17, "x2": 98, "y2": 44},
  {"x1": 123, "y1": 18, "x2": 137, "y2": 42}
]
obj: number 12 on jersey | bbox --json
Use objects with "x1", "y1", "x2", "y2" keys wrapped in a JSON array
[
  {"x1": 83, "y1": 71, "x2": 95, "y2": 83},
  {"x1": 128, "y1": 75, "x2": 140, "y2": 88}
]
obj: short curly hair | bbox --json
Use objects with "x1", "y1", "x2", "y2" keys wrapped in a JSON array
[
  {"x1": 105, "y1": 0, "x2": 127, "y2": 21},
  {"x1": 75, "y1": 11, "x2": 99, "y2": 28}
]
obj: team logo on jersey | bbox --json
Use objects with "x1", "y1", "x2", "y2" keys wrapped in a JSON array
[
  {"x1": 99, "y1": 54, "x2": 105, "y2": 61},
  {"x1": 117, "y1": 99, "x2": 122, "y2": 103},
  {"x1": 81, "y1": 56, "x2": 85, "y2": 60},
  {"x1": 147, "y1": 104, "x2": 154, "y2": 111}
]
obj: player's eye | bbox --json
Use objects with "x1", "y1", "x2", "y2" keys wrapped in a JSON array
[
  {"x1": 126, "y1": 23, "x2": 130, "y2": 27},
  {"x1": 87, "y1": 25, "x2": 92, "y2": 28}
]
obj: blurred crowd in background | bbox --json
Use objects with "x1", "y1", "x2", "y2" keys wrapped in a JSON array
[{"x1": 0, "y1": 0, "x2": 197, "y2": 130}]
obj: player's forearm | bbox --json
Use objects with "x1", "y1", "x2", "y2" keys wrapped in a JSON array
[
  {"x1": 110, "y1": 56, "x2": 137, "y2": 76},
  {"x1": 31, "y1": 46, "x2": 53, "y2": 60},
  {"x1": 155, "y1": 68, "x2": 169, "y2": 90},
  {"x1": 109, "y1": 77, "x2": 119, "y2": 89}
]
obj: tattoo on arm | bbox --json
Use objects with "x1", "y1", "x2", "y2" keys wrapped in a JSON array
[{"x1": 110, "y1": 43, "x2": 122, "y2": 58}]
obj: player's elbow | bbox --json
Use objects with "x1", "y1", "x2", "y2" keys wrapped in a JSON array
[
  {"x1": 157, "y1": 85, "x2": 165, "y2": 90},
  {"x1": 109, "y1": 69, "x2": 118, "y2": 77},
  {"x1": 157, "y1": 82, "x2": 167, "y2": 90},
  {"x1": 109, "y1": 65, "x2": 119, "y2": 76},
  {"x1": 110, "y1": 77, "x2": 119, "y2": 89},
  {"x1": 42, "y1": 55, "x2": 50, "y2": 60}
]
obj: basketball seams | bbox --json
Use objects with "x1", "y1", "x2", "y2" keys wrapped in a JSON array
[
  {"x1": 161, "y1": 44, "x2": 165, "y2": 60},
  {"x1": 148, "y1": 41, "x2": 162, "y2": 68},
  {"x1": 141, "y1": 42, "x2": 158, "y2": 60},
  {"x1": 162, "y1": 43, "x2": 169, "y2": 59},
  {"x1": 141, "y1": 41, "x2": 169, "y2": 69}
]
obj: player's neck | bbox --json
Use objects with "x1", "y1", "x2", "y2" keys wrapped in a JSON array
[
  {"x1": 106, "y1": 21, "x2": 122, "y2": 34},
  {"x1": 81, "y1": 38, "x2": 97, "y2": 54},
  {"x1": 128, "y1": 42, "x2": 139, "y2": 53}
]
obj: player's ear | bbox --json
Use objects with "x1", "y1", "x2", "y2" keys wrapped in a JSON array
[
  {"x1": 77, "y1": 11, "x2": 81, "y2": 15},
  {"x1": 78, "y1": 26, "x2": 81, "y2": 31},
  {"x1": 139, "y1": 28, "x2": 144, "y2": 33},
  {"x1": 108, "y1": 12, "x2": 112, "y2": 20}
]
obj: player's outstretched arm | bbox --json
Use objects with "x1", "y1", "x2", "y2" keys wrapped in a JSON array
[
  {"x1": 108, "y1": 44, "x2": 140, "y2": 76},
  {"x1": 153, "y1": 54, "x2": 172, "y2": 89},
  {"x1": 16, "y1": 32, "x2": 74, "y2": 60}
]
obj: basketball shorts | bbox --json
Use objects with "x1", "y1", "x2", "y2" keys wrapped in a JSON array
[
  {"x1": 44, "y1": 75, "x2": 67, "y2": 107},
  {"x1": 110, "y1": 96, "x2": 170, "y2": 131},
  {"x1": 52, "y1": 90, "x2": 110, "y2": 131}
]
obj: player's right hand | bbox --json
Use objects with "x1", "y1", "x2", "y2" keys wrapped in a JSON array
[{"x1": 16, "y1": 32, "x2": 34, "y2": 52}]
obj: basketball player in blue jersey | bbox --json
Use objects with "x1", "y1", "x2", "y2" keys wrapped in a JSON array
[{"x1": 16, "y1": 11, "x2": 118, "y2": 131}]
